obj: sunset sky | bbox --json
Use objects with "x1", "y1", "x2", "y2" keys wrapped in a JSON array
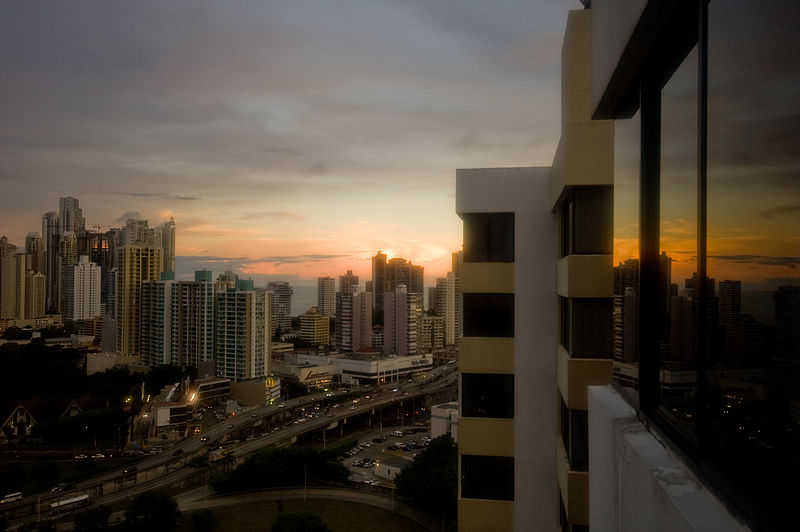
[{"x1": 0, "y1": 0, "x2": 580, "y2": 286}]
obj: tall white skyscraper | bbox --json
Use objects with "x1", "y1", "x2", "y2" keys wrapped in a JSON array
[
  {"x1": 216, "y1": 287, "x2": 271, "y2": 381},
  {"x1": 64, "y1": 255, "x2": 101, "y2": 321},
  {"x1": 383, "y1": 285, "x2": 420, "y2": 356}
]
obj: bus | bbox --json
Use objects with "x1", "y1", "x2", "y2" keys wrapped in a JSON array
[
  {"x1": 49, "y1": 493, "x2": 90, "y2": 514},
  {"x1": 1, "y1": 492, "x2": 22, "y2": 504}
]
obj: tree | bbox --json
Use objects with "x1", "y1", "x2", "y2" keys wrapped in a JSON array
[
  {"x1": 271, "y1": 513, "x2": 331, "y2": 532},
  {"x1": 395, "y1": 434, "x2": 457, "y2": 516},
  {"x1": 191, "y1": 509, "x2": 218, "y2": 531},
  {"x1": 124, "y1": 490, "x2": 180, "y2": 531},
  {"x1": 73, "y1": 505, "x2": 111, "y2": 532}
]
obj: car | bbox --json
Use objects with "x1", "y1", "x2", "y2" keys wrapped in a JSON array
[
  {"x1": 199, "y1": 436, "x2": 208, "y2": 442},
  {"x1": 226, "y1": 424, "x2": 233, "y2": 429},
  {"x1": 251, "y1": 413, "x2": 258, "y2": 418},
  {"x1": 278, "y1": 403, "x2": 285, "y2": 408},
  {"x1": 73, "y1": 454, "x2": 88, "y2": 460},
  {"x1": 51, "y1": 482, "x2": 73, "y2": 493},
  {"x1": 91, "y1": 453, "x2": 105, "y2": 459},
  {"x1": 122, "y1": 466, "x2": 138, "y2": 475},
  {"x1": 373, "y1": 436, "x2": 387, "y2": 443}
]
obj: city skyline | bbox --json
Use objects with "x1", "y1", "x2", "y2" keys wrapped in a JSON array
[{"x1": 0, "y1": 1, "x2": 582, "y2": 283}]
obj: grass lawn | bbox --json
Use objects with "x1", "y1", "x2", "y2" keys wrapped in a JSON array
[{"x1": 180, "y1": 498, "x2": 429, "y2": 532}]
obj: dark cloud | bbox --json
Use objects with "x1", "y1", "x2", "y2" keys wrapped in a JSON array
[
  {"x1": 758, "y1": 205, "x2": 800, "y2": 220},
  {"x1": 710, "y1": 255, "x2": 800, "y2": 269}
]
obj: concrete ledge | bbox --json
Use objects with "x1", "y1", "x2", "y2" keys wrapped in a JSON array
[
  {"x1": 556, "y1": 436, "x2": 589, "y2": 525},
  {"x1": 459, "y1": 337, "x2": 514, "y2": 374},
  {"x1": 458, "y1": 417, "x2": 514, "y2": 457},
  {"x1": 461, "y1": 262, "x2": 515, "y2": 294},
  {"x1": 459, "y1": 498, "x2": 514, "y2": 532},
  {"x1": 556, "y1": 255, "x2": 613, "y2": 298},
  {"x1": 588, "y1": 385, "x2": 748, "y2": 532},
  {"x1": 557, "y1": 345, "x2": 613, "y2": 410}
]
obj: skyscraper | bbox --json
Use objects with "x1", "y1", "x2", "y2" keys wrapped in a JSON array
[
  {"x1": 216, "y1": 287, "x2": 271, "y2": 381},
  {"x1": 266, "y1": 281, "x2": 293, "y2": 335},
  {"x1": 371, "y1": 251, "x2": 387, "y2": 309},
  {"x1": 299, "y1": 307, "x2": 330, "y2": 346},
  {"x1": 339, "y1": 270, "x2": 359, "y2": 294},
  {"x1": 116, "y1": 243, "x2": 162, "y2": 356},
  {"x1": 160, "y1": 217, "x2": 176, "y2": 275},
  {"x1": 64, "y1": 255, "x2": 101, "y2": 322},
  {"x1": 383, "y1": 285, "x2": 420, "y2": 356},
  {"x1": 141, "y1": 271, "x2": 215, "y2": 367},
  {"x1": 58, "y1": 196, "x2": 84, "y2": 236},
  {"x1": 317, "y1": 276, "x2": 335, "y2": 317},
  {"x1": 42, "y1": 211, "x2": 59, "y2": 313}
]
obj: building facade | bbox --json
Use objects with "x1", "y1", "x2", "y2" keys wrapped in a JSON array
[
  {"x1": 215, "y1": 288, "x2": 271, "y2": 382},
  {"x1": 266, "y1": 281, "x2": 293, "y2": 335},
  {"x1": 116, "y1": 243, "x2": 162, "y2": 356},
  {"x1": 317, "y1": 276, "x2": 335, "y2": 317}
]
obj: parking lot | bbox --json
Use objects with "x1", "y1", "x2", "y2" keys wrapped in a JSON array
[{"x1": 338, "y1": 424, "x2": 431, "y2": 487}]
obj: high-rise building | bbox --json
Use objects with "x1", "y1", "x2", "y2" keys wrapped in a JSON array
[
  {"x1": 336, "y1": 283, "x2": 372, "y2": 352},
  {"x1": 444, "y1": 271, "x2": 460, "y2": 346},
  {"x1": 382, "y1": 285, "x2": 420, "y2": 356},
  {"x1": 141, "y1": 271, "x2": 215, "y2": 367},
  {"x1": 24, "y1": 232, "x2": 45, "y2": 275},
  {"x1": 0, "y1": 237, "x2": 19, "y2": 320},
  {"x1": 266, "y1": 281, "x2": 293, "y2": 335},
  {"x1": 317, "y1": 276, "x2": 335, "y2": 317},
  {"x1": 371, "y1": 251, "x2": 387, "y2": 310},
  {"x1": 339, "y1": 270, "x2": 359, "y2": 294},
  {"x1": 352, "y1": 291, "x2": 373, "y2": 351},
  {"x1": 299, "y1": 307, "x2": 330, "y2": 346},
  {"x1": 454, "y1": 4, "x2": 781, "y2": 530},
  {"x1": 56, "y1": 232, "x2": 79, "y2": 315},
  {"x1": 42, "y1": 211, "x2": 59, "y2": 313},
  {"x1": 160, "y1": 217, "x2": 176, "y2": 275},
  {"x1": 24, "y1": 271, "x2": 46, "y2": 320},
  {"x1": 215, "y1": 269, "x2": 238, "y2": 292},
  {"x1": 215, "y1": 287, "x2": 271, "y2": 381},
  {"x1": 418, "y1": 315, "x2": 444, "y2": 350},
  {"x1": 116, "y1": 243, "x2": 162, "y2": 356},
  {"x1": 58, "y1": 197, "x2": 85, "y2": 236},
  {"x1": 64, "y1": 255, "x2": 101, "y2": 322},
  {"x1": 718, "y1": 280, "x2": 741, "y2": 325}
]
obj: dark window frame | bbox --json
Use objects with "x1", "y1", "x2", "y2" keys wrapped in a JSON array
[
  {"x1": 462, "y1": 373, "x2": 514, "y2": 418},
  {"x1": 462, "y1": 212, "x2": 515, "y2": 262},
  {"x1": 460, "y1": 454, "x2": 514, "y2": 501}
]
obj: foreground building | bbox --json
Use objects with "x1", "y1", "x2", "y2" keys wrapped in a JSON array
[{"x1": 457, "y1": 3, "x2": 796, "y2": 531}]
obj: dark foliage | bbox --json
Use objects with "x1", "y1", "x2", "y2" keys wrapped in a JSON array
[
  {"x1": 124, "y1": 490, "x2": 180, "y2": 531},
  {"x1": 73, "y1": 505, "x2": 111, "y2": 532},
  {"x1": 395, "y1": 434, "x2": 457, "y2": 515},
  {"x1": 190, "y1": 509, "x2": 218, "y2": 531},
  {"x1": 213, "y1": 446, "x2": 348, "y2": 492},
  {"x1": 271, "y1": 513, "x2": 331, "y2": 532}
]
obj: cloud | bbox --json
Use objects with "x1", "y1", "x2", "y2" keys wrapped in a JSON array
[
  {"x1": 115, "y1": 211, "x2": 143, "y2": 223},
  {"x1": 114, "y1": 192, "x2": 202, "y2": 201},
  {"x1": 710, "y1": 255, "x2": 800, "y2": 269},
  {"x1": 758, "y1": 204, "x2": 800, "y2": 219},
  {"x1": 239, "y1": 211, "x2": 306, "y2": 222}
]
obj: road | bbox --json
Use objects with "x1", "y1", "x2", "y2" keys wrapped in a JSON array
[{"x1": 2, "y1": 365, "x2": 457, "y2": 526}]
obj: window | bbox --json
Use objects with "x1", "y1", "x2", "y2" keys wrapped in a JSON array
[
  {"x1": 463, "y1": 293, "x2": 514, "y2": 337},
  {"x1": 560, "y1": 186, "x2": 613, "y2": 257},
  {"x1": 461, "y1": 455, "x2": 514, "y2": 501},
  {"x1": 561, "y1": 298, "x2": 612, "y2": 358},
  {"x1": 462, "y1": 213, "x2": 514, "y2": 262},
  {"x1": 608, "y1": 2, "x2": 800, "y2": 528},
  {"x1": 560, "y1": 399, "x2": 588, "y2": 472},
  {"x1": 462, "y1": 373, "x2": 514, "y2": 418}
]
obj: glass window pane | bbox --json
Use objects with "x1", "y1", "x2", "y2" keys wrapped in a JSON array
[
  {"x1": 707, "y1": 2, "x2": 800, "y2": 528},
  {"x1": 614, "y1": 110, "x2": 640, "y2": 389},
  {"x1": 658, "y1": 45, "x2": 699, "y2": 439}
]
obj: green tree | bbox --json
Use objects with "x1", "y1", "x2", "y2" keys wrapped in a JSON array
[
  {"x1": 395, "y1": 434, "x2": 457, "y2": 516},
  {"x1": 124, "y1": 490, "x2": 181, "y2": 531},
  {"x1": 191, "y1": 509, "x2": 218, "y2": 531},
  {"x1": 271, "y1": 513, "x2": 331, "y2": 532},
  {"x1": 73, "y1": 505, "x2": 111, "y2": 532}
]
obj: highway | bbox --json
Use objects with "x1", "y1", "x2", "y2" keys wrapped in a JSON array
[{"x1": 2, "y1": 365, "x2": 457, "y2": 525}]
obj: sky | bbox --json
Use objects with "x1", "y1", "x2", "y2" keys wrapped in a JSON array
[{"x1": 0, "y1": 0, "x2": 582, "y2": 286}]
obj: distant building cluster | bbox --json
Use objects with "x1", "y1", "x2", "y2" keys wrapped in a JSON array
[{"x1": 2, "y1": 203, "x2": 462, "y2": 390}]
